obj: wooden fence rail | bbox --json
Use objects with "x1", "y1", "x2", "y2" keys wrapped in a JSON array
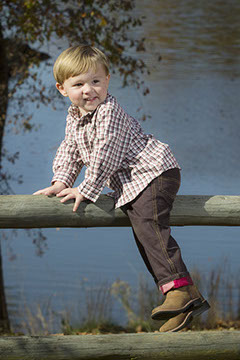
[
  {"x1": 0, "y1": 194, "x2": 240, "y2": 228},
  {"x1": 0, "y1": 331, "x2": 240, "y2": 360}
]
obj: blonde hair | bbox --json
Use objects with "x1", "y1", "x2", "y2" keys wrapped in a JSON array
[{"x1": 53, "y1": 45, "x2": 110, "y2": 84}]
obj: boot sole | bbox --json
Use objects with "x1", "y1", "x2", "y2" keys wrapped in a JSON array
[
  {"x1": 169, "y1": 300, "x2": 211, "y2": 332},
  {"x1": 151, "y1": 297, "x2": 202, "y2": 321}
]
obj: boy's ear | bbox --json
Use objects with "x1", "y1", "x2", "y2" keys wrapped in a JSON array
[{"x1": 56, "y1": 83, "x2": 68, "y2": 97}]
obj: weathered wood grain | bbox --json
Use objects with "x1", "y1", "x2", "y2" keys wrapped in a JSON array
[
  {"x1": 0, "y1": 194, "x2": 240, "y2": 228},
  {"x1": 0, "y1": 331, "x2": 239, "y2": 360}
]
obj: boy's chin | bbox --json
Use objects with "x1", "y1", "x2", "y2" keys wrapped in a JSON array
[
  {"x1": 84, "y1": 102, "x2": 101, "y2": 112},
  {"x1": 80, "y1": 105, "x2": 98, "y2": 116}
]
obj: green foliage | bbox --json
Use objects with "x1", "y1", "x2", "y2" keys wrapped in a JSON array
[
  {"x1": 1, "y1": 0, "x2": 148, "y2": 100},
  {"x1": 0, "y1": 0, "x2": 149, "y2": 186},
  {"x1": 0, "y1": 0, "x2": 149, "y2": 181}
]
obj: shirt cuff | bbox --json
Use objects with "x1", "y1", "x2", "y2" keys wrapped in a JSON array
[
  {"x1": 52, "y1": 172, "x2": 75, "y2": 188},
  {"x1": 77, "y1": 179, "x2": 102, "y2": 202}
]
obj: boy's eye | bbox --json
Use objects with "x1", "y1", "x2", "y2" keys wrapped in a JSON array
[
  {"x1": 93, "y1": 80, "x2": 99, "y2": 84},
  {"x1": 74, "y1": 83, "x2": 83, "y2": 87}
]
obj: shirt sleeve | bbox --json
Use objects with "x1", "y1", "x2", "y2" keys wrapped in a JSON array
[
  {"x1": 77, "y1": 104, "x2": 131, "y2": 202},
  {"x1": 52, "y1": 115, "x2": 84, "y2": 187}
]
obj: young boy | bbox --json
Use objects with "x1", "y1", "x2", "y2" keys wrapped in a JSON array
[{"x1": 34, "y1": 45, "x2": 210, "y2": 332}]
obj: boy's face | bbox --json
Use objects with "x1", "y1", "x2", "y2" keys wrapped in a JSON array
[{"x1": 56, "y1": 64, "x2": 110, "y2": 116}]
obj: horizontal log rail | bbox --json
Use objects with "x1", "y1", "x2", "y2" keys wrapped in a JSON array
[
  {"x1": 0, "y1": 194, "x2": 240, "y2": 228},
  {"x1": 0, "y1": 331, "x2": 239, "y2": 360}
]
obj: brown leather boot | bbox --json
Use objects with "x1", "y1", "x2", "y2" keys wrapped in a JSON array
[
  {"x1": 151, "y1": 285, "x2": 207, "y2": 320},
  {"x1": 159, "y1": 299, "x2": 210, "y2": 332}
]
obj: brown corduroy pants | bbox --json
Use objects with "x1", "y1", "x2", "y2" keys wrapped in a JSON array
[{"x1": 121, "y1": 168, "x2": 190, "y2": 289}]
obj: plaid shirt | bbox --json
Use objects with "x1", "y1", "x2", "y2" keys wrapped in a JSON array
[{"x1": 52, "y1": 94, "x2": 180, "y2": 208}]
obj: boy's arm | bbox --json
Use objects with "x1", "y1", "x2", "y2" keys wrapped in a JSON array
[
  {"x1": 77, "y1": 106, "x2": 131, "y2": 203},
  {"x1": 34, "y1": 115, "x2": 84, "y2": 200},
  {"x1": 52, "y1": 115, "x2": 84, "y2": 188}
]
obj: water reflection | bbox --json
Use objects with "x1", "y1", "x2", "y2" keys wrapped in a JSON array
[
  {"x1": 2, "y1": 0, "x2": 240, "y2": 333},
  {"x1": 137, "y1": 0, "x2": 240, "y2": 76}
]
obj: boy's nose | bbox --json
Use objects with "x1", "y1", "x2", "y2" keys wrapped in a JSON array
[{"x1": 83, "y1": 83, "x2": 92, "y2": 93}]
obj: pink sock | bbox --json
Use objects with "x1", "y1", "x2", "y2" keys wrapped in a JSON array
[{"x1": 160, "y1": 276, "x2": 193, "y2": 294}]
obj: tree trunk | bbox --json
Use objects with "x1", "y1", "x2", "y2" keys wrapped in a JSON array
[
  {"x1": 0, "y1": 24, "x2": 11, "y2": 333},
  {"x1": 0, "y1": 243, "x2": 10, "y2": 333},
  {"x1": 0, "y1": 24, "x2": 8, "y2": 158},
  {"x1": 0, "y1": 21, "x2": 50, "y2": 334}
]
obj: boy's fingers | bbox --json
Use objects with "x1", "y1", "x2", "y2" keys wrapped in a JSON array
[
  {"x1": 57, "y1": 189, "x2": 70, "y2": 197},
  {"x1": 73, "y1": 197, "x2": 81, "y2": 212},
  {"x1": 33, "y1": 189, "x2": 46, "y2": 195},
  {"x1": 60, "y1": 194, "x2": 72, "y2": 203},
  {"x1": 57, "y1": 190, "x2": 82, "y2": 211},
  {"x1": 33, "y1": 187, "x2": 55, "y2": 196}
]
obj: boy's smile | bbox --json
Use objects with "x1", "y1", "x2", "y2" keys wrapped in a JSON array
[{"x1": 56, "y1": 65, "x2": 110, "y2": 116}]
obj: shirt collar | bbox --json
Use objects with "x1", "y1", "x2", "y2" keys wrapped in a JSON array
[{"x1": 68, "y1": 104, "x2": 82, "y2": 120}]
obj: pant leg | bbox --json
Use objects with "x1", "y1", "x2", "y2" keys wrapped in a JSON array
[{"x1": 121, "y1": 168, "x2": 190, "y2": 289}]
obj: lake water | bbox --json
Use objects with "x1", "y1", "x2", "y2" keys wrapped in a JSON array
[{"x1": 2, "y1": 0, "x2": 240, "y2": 333}]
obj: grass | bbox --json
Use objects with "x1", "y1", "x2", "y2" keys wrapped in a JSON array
[{"x1": 13, "y1": 263, "x2": 240, "y2": 335}]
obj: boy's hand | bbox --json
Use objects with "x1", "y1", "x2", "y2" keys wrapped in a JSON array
[
  {"x1": 33, "y1": 181, "x2": 67, "y2": 196},
  {"x1": 56, "y1": 187, "x2": 86, "y2": 212}
]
